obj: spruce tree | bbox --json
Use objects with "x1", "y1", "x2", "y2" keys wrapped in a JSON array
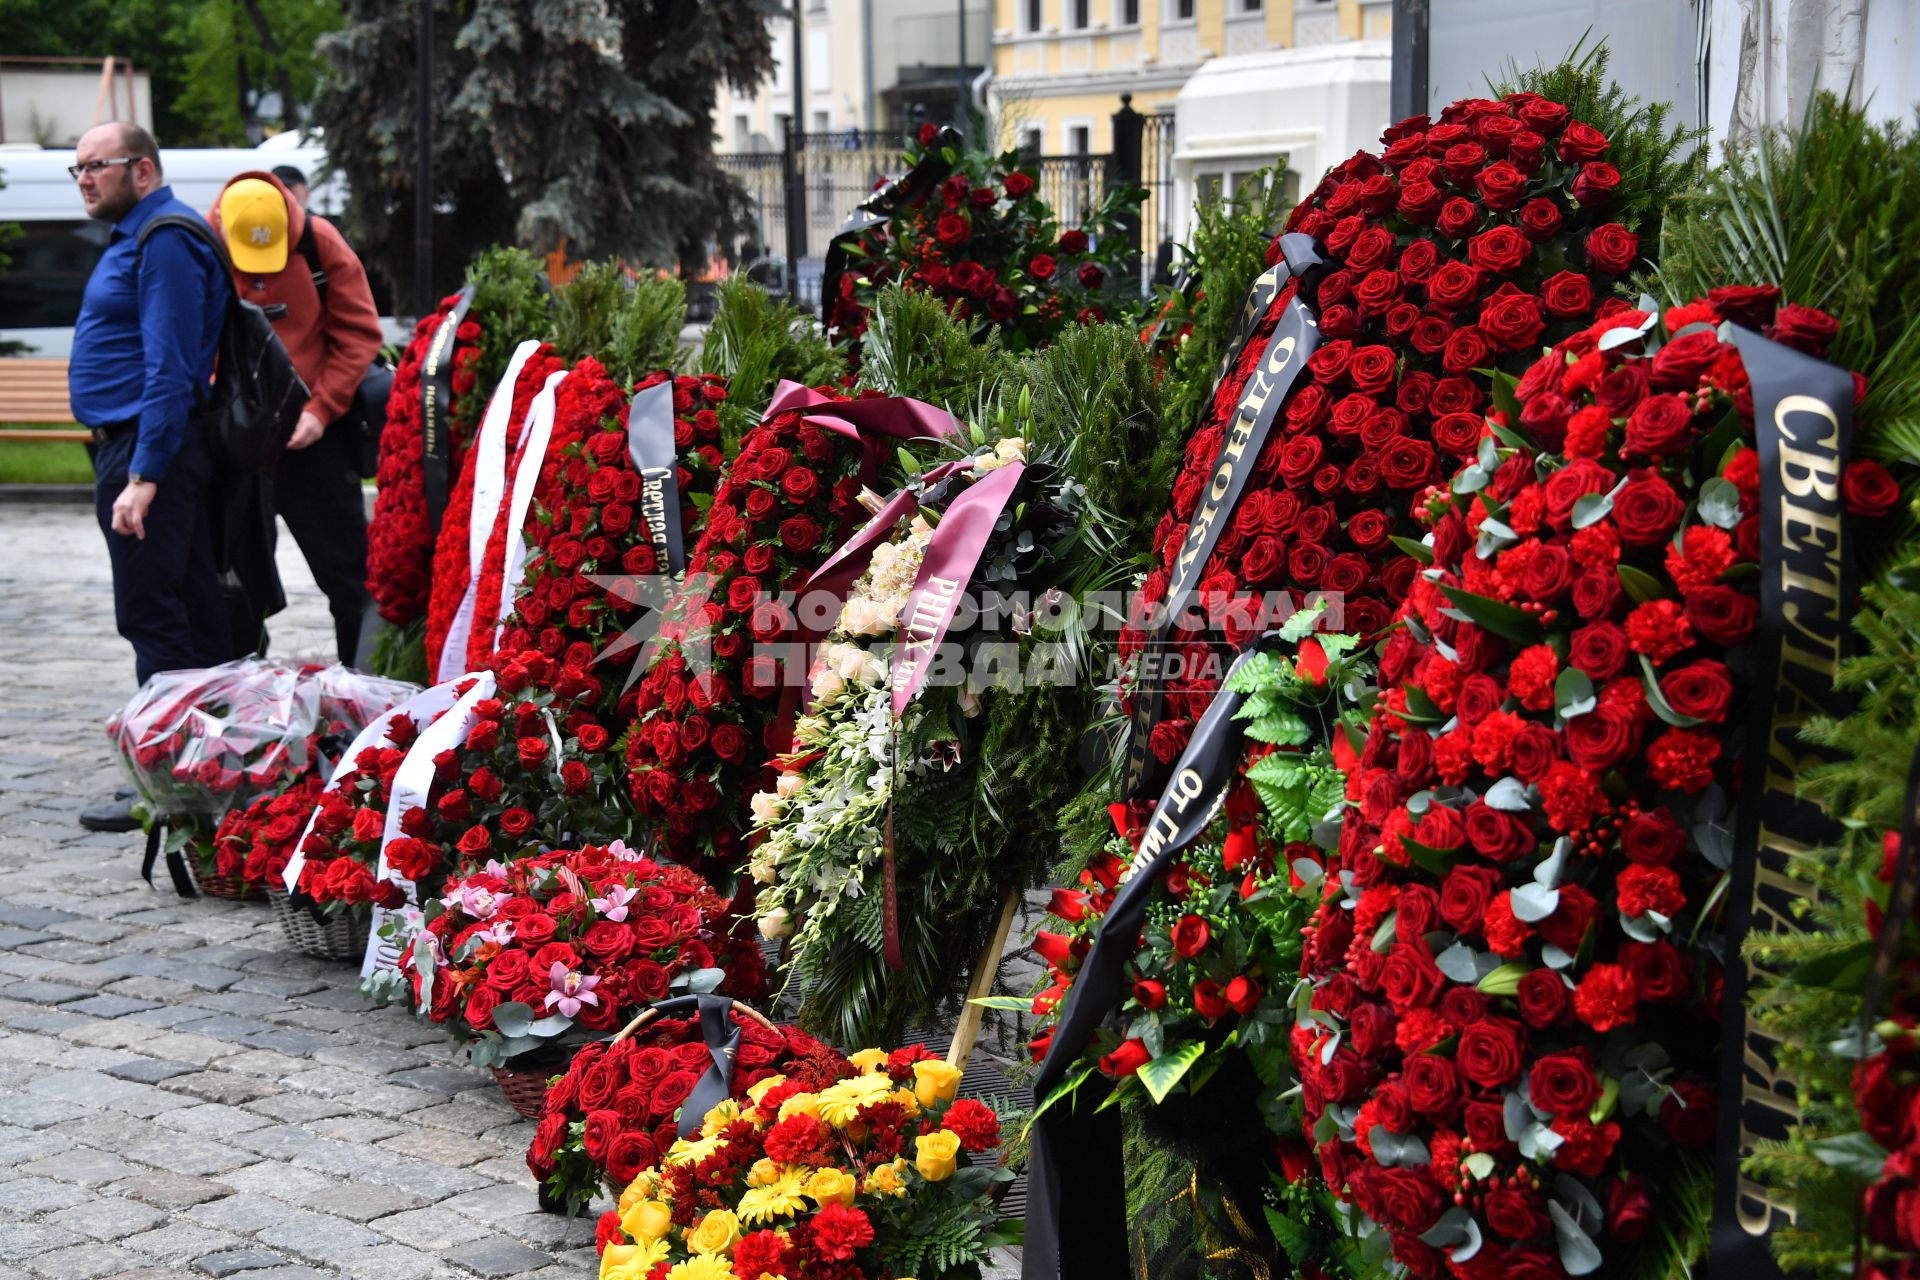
[{"x1": 312, "y1": 0, "x2": 777, "y2": 302}]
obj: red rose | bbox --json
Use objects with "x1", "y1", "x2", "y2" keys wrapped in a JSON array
[
  {"x1": 1556, "y1": 121, "x2": 1610, "y2": 162},
  {"x1": 1564, "y1": 702, "x2": 1639, "y2": 769},
  {"x1": 499, "y1": 807, "x2": 536, "y2": 838},
  {"x1": 1585, "y1": 223, "x2": 1639, "y2": 273},
  {"x1": 1622, "y1": 939, "x2": 1690, "y2": 1002},
  {"x1": 1456, "y1": 1017, "x2": 1526, "y2": 1089},
  {"x1": 1708, "y1": 283, "x2": 1781, "y2": 328},
  {"x1": 515, "y1": 736, "x2": 549, "y2": 771},
  {"x1": 1171, "y1": 914, "x2": 1210, "y2": 958},
  {"x1": 935, "y1": 212, "x2": 970, "y2": 245},
  {"x1": 1192, "y1": 980, "x2": 1230, "y2": 1020},
  {"x1": 1401, "y1": 1054, "x2": 1461, "y2": 1117},
  {"x1": 1466, "y1": 226, "x2": 1531, "y2": 275},
  {"x1": 1572, "y1": 161, "x2": 1621, "y2": 205},
  {"x1": 1606, "y1": 1177, "x2": 1655, "y2": 1245},
  {"x1": 1479, "y1": 291, "x2": 1544, "y2": 352},
  {"x1": 1515, "y1": 968, "x2": 1570, "y2": 1028},
  {"x1": 1464, "y1": 801, "x2": 1535, "y2": 861},
  {"x1": 1132, "y1": 979, "x2": 1165, "y2": 1010},
  {"x1": 1622, "y1": 394, "x2": 1695, "y2": 458},
  {"x1": 1028, "y1": 253, "x2": 1057, "y2": 281},
  {"x1": 1529, "y1": 1051, "x2": 1599, "y2": 1115},
  {"x1": 1612, "y1": 472, "x2": 1685, "y2": 547},
  {"x1": 1517, "y1": 197, "x2": 1563, "y2": 241},
  {"x1": 1379, "y1": 940, "x2": 1446, "y2": 1011},
  {"x1": 1348, "y1": 344, "x2": 1397, "y2": 392},
  {"x1": 1686, "y1": 585, "x2": 1757, "y2": 646},
  {"x1": 1425, "y1": 261, "x2": 1482, "y2": 309},
  {"x1": 528, "y1": 1111, "x2": 567, "y2": 1174},
  {"x1": 1569, "y1": 621, "x2": 1628, "y2": 680},
  {"x1": 1059, "y1": 228, "x2": 1089, "y2": 254},
  {"x1": 1766, "y1": 303, "x2": 1841, "y2": 357},
  {"x1": 1100, "y1": 1038, "x2": 1151, "y2": 1077},
  {"x1": 1435, "y1": 197, "x2": 1480, "y2": 238},
  {"x1": 1621, "y1": 809, "x2": 1685, "y2": 865},
  {"x1": 1004, "y1": 171, "x2": 1035, "y2": 198},
  {"x1": 485, "y1": 949, "x2": 530, "y2": 992},
  {"x1": 1474, "y1": 160, "x2": 1528, "y2": 211},
  {"x1": 1660, "y1": 660, "x2": 1733, "y2": 723},
  {"x1": 1378, "y1": 435, "x2": 1436, "y2": 489},
  {"x1": 1438, "y1": 864, "x2": 1500, "y2": 932},
  {"x1": 1538, "y1": 270, "x2": 1592, "y2": 318},
  {"x1": 1845, "y1": 459, "x2": 1901, "y2": 518},
  {"x1": 1660, "y1": 1079, "x2": 1717, "y2": 1148}
]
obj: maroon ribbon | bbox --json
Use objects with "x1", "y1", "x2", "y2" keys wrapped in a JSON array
[{"x1": 891, "y1": 460, "x2": 1024, "y2": 714}]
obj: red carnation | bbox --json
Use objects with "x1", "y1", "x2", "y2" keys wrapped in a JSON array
[{"x1": 809, "y1": 1203, "x2": 875, "y2": 1261}]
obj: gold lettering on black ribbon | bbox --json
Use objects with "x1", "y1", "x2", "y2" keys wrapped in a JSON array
[
  {"x1": 1714, "y1": 328, "x2": 1856, "y2": 1276},
  {"x1": 419, "y1": 284, "x2": 475, "y2": 532}
]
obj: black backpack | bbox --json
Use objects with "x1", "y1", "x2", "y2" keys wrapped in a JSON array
[{"x1": 136, "y1": 213, "x2": 308, "y2": 475}]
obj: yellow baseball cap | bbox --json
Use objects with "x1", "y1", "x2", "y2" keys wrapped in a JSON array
[{"x1": 219, "y1": 178, "x2": 288, "y2": 273}]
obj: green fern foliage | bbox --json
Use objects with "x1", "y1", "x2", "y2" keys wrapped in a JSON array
[{"x1": 465, "y1": 245, "x2": 552, "y2": 399}]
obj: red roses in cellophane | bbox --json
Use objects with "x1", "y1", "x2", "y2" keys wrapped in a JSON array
[
  {"x1": 528, "y1": 1011, "x2": 850, "y2": 1213},
  {"x1": 400, "y1": 843, "x2": 766, "y2": 1066},
  {"x1": 367, "y1": 295, "x2": 485, "y2": 626},
  {"x1": 494, "y1": 360, "x2": 729, "y2": 718},
  {"x1": 425, "y1": 344, "x2": 568, "y2": 679},
  {"x1": 625, "y1": 391, "x2": 871, "y2": 873},
  {"x1": 1120, "y1": 92, "x2": 1652, "y2": 774},
  {"x1": 1289, "y1": 295, "x2": 1888, "y2": 1278}
]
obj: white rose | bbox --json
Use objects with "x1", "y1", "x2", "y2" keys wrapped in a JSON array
[
  {"x1": 758, "y1": 907, "x2": 792, "y2": 940},
  {"x1": 810, "y1": 667, "x2": 846, "y2": 701},
  {"x1": 996, "y1": 436, "x2": 1028, "y2": 464},
  {"x1": 749, "y1": 791, "x2": 783, "y2": 825},
  {"x1": 775, "y1": 772, "x2": 803, "y2": 799}
]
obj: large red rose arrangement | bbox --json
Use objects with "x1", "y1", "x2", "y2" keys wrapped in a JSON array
[
  {"x1": 399, "y1": 843, "x2": 766, "y2": 1064},
  {"x1": 1120, "y1": 92, "x2": 1650, "y2": 776},
  {"x1": 1289, "y1": 297, "x2": 1878, "y2": 1278},
  {"x1": 624, "y1": 390, "x2": 874, "y2": 873},
  {"x1": 494, "y1": 360, "x2": 730, "y2": 718},
  {"x1": 367, "y1": 294, "x2": 486, "y2": 625},
  {"x1": 295, "y1": 733, "x2": 423, "y2": 911},
  {"x1": 829, "y1": 126, "x2": 1141, "y2": 352},
  {"x1": 528, "y1": 1012, "x2": 850, "y2": 1214},
  {"x1": 425, "y1": 344, "x2": 568, "y2": 679}
]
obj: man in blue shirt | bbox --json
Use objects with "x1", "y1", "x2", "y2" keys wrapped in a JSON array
[{"x1": 68, "y1": 122, "x2": 230, "y2": 832}]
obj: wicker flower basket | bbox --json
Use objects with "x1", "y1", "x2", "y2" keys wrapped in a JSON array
[
  {"x1": 491, "y1": 1052, "x2": 574, "y2": 1121},
  {"x1": 267, "y1": 887, "x2": 369, "y2": 962},
  {"x1": 185, "y1": 851, "x2": 264, "y2": 902}
]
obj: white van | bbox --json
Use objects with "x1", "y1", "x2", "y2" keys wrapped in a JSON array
[{"x1": 0, "y1": 133, "x2": 357, "y2": 357}]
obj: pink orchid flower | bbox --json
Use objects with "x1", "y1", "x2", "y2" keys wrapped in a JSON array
[
  {"x1": 543, "y1": 963, "x2": 601, "y2": 1018},
  {"x1": 591, "y1": 884, "x2": 639, "y2": 923}
]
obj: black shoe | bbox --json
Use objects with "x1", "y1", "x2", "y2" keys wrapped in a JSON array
[{"x1": 79, "y1": 795, "x2": 140, "y2": 833}]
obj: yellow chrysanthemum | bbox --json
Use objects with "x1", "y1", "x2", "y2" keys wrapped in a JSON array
[
  {"x1": 599, "y1": 1238, "x2": 671, "y2": 1280},
  {"x1": 814, "y1": 1073, "x2": 894, "y2": 1127},
  {"x1": 663, "y1": 1256, "x2": 734, "y2": 1280},
  {"x1": 847, "y1": 1047, "x2": 889, "y2": 1073},
  {"x1": 665, "y1": 1133, "x2": 723, "y2": 1167},
  {"x1": 735, "y1": 1169, "x2": 809, "y2": 1225},
  {"x1": 745, "y1": 1074, "x2": 788, "y2": 1105},
  {"x1": 700, "y1": 1099, "x2": 741, "y2": 1137}
]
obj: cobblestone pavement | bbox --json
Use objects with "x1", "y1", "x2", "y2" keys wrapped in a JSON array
[{"x1": 0, "y1": 505, "x2": 601, "y2": 1280}]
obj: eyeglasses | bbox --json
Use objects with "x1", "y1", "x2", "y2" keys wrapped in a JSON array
[{"x1": 68, "y1": 158, "x2": 136, "y2": 180}]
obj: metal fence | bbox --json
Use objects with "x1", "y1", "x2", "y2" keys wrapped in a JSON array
[{"x1": 713, "y1": 103, "x2": 1179, "y2": 309}]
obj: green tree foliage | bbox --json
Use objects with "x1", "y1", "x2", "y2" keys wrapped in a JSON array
[
  {"x1": 0, "y1": 0, "x2": 339, "y2": 146},
  {"x1": 313, "y1": 0, "x2": 778, "y2": 302}
]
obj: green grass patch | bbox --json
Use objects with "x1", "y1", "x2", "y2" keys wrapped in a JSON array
[{"x1": 0, "y1": 423, "x2": 93, "y2": 485}]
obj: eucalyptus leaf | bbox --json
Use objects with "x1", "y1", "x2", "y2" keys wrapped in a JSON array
[
  {"x1": 1369, "y1": 1124, "x2": 1433, "y2": 1169},
  {"x1": 1620, "y1": 912, "x2": 1663, "y2": 943},
  {"x1": 1511, "y1": 883, "x2": 1561, "y2": 923},
  {"x1": 1534, "y1": 838, "x2": 1570, "y2": 889},
  {"x1": 1549, "y1": 1201, "x2": 1604, "y2": 1275},
  {"x1": 1555, "y1": 668, "x2": 1596, "y2": 719},
  {"x1": 1698, "y1": 476, "x2": 1744, "y2": 530},
  {"x1": 1436, "y1": 942, "x2": 1482, "y2": 984},
  {"x1": 1571, "y1": 491, "x2": 1614, "y2": 530},
  {"x1": 490, "y1": 1001, "x2": 536, "y2": 1038},
  {"x1": 1483, "y1": 777, "x2": 1531, "y2": 812}
]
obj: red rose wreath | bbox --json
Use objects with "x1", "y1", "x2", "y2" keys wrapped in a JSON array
[
  {"x1": 424, "y1": 344, "x2": 568, "y2": 679},
  {"x1": 367, "y1": 295, "x2": 485, "y2": 625},
  {"x1": 1120, "y1": 92, "x2": 1654, "y2": 774},
  {"x1": 1290, "y1": 295, "x2": 1885, "y2": 1278}
]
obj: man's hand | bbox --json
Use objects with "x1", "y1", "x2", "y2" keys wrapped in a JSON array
[
  {"x1": 287, "y1": 410, "x2": 325, "y2": 450},
  {"x1": 111, "y1": 480, "x2": 158, "y2": 540}
]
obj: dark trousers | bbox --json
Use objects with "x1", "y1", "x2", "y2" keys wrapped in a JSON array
[
  {"x1": 274, "y1": 422, "x2": 371, "y2": 664},
  {"x1": 92, "y1": 428, "x2": 230, "y2": 686}
]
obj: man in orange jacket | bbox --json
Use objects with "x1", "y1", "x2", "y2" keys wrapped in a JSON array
[{"x1": 209, "y1": 171, "x2": 384, "y2": 663}]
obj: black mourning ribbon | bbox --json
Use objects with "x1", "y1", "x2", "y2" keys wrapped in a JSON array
[
  {"x1": 820, "y1": 126, "x2": 963, "y2": 331},
  {"x1": 139, "y1": 819, "x2": 197, "y2": 899},
  {"x1": 644, "y1": 994, "x2": 749, "y2": 1139},
  {"x1": 420, "y1": 284, "x2": 477, "y2": 533},
  {"x1": 1024, "y1": 635, "x2": 1285, "y2": 1280}
]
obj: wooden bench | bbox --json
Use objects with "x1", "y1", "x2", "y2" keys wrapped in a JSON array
[{"x1": 0, "y1": 359, "x2": 89, "y2": 441}]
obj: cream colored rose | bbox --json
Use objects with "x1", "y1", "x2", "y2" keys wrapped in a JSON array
[
  {"x1": 757, "y1": 907, "x2": 792, "y2": 940},
  {"x1": 775, "y1": 772, "x2": 803, "y2": 799},
  {"x1": 748, "y1": 791, "x2": 782, "y2": 825}
]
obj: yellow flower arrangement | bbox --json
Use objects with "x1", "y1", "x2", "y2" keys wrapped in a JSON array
[
  {"x1": 745, "y1": 1074, "x2": 788, "y2": 1105},
  {"x1": 700, "y1": 1099, "x2": 741, "y2": 1136},
  {"x1": 914, "y1": 1130, "x2": 960, "y2": 1182},
  {"x1": 664, "y1": 1132, "x2": 723, "y2": 1167},
  {"x1": 686, "y1": 1209, "x2": 743, "y2": 1255},
  {"x1": 862, "y1": 1157, "x2": 910, "y2": 1198},
  {"x1": 815, "y1": 1072, "x2": 895, "y2": 1127},
  {"x1": 619, "y1": 1198, "x2": 672, "y2": 1242},
  {"x1": 911, "y1": 1060, "x2": 961, "y2": 1108},
  {"x1": 804, "y1": 1166, "x2": 858, "y2": 1206},
  {"x1": 736, "y1": 1166, "x2": 809, "y2": 1225},
  {"x1": 775, "y1": 1091, "x2": 821, "y2": 1122},
  {"x1": 600, "y1": 1237, "x2": 671, "y2": 1279},
  {"x1": 847, "y1": 1047, "x2": 890, "y2": 1073},
  {"x1": 663, "y1": 1257, "x2": 734, "y2": 1280}
]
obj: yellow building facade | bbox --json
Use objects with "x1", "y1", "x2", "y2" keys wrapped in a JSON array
[{"x1": 989, "y1": 0, "x2": 1389, "y2": 155}]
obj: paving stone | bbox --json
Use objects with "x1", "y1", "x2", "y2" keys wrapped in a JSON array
[
  {"x1": 112, "y1": 1170, "x2": 236, "y2": 1208},
  {"x1": 192, "y1": 1250, "x2": 289, "y2": 1278},
  {"x1": 44, "y1": 1197, "x2": 169, "y2": 1239},
  {"x1": 20, "y1": 1242, "x2": 129, "y2": 1280},
  {"x1": 62, "y1": 995, "x2": 160, "y2": 1018},
  {"x1": 207, "y1": 1162, "x2": 337, "y2": 1203},
  {"x1": 105, "y1": 1058, "x2": 201, "y2": 1083},
  {"x1": 189, "y1": 1191, "x2": 313, "y2": 1235},
  {"x1": 375, "y1": 1128, "x2": 499, "y2": 1167},
  {"x1": 20, "y1": 1148, "x2": 140, "y2": 1186},
  {"x1": 366, "y1": 1207, "x2": 489, "y2": 1251},
  {"x1": 239, "y1": 1094, "x2": 346, "y2": 1124},
  {"x1": 7, "y1": 1011, "x2": 99, "y2": 1036},
  {"x1": 161, "y1": 1072, "x2": 280, "y2": 1105},
  {"x1": 0, "y1": 1092, "x2": 90, "y2": 1129},
  {"x1": 251, "y1": 1214, "x2": 383, "y2": 1263},
  {"x1": 308, "y1": 1245, "x2": 441, "y2": 1280},
  {"x1": 9, "y1": 980, "x2": 90, "y2": 1005},
  {"x1": 122, "y1": 1222, "x2": 251, "y2": 1265},
  {"x1": 302, "y1": 1183, "x2": 426, "y2": 1224},
  {"x1": 155, "y1": 1103, "x2": 273, "y2": 1138},
  {"x1": 0, "y1": 1175, "x2": 91, "y2": 1213},
  {"x1": 0, "y1": 1222, "x2": 83, "y2": 1262},
  {"x1": 444, "y1": 1239, "x2": 553, "y2": 1279}
]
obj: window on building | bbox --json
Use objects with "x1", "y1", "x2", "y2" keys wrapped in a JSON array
[
  {"x1": 733, "y1": 114, "x2": 751, "y2": 149},
  {"x1": 1069, "y1": 124, "x2": 1091, "y2": 154},
  {"x1": 1171, "y1": 0, "x2": 1194, "y2": 19},
  {"x1": 813, "y1": 110, "x2": 830, "y2": 133},
  {"x1": 1241, "y1": 0, "x2": 1262, "y2": 9},
  {"x1": 1020, "y1": 125, "x2": 1044, "y2": 157},
  {"x1": 1119, "y1": 0, "x2": 1139, "y2": 23},
  {"x1": 1024, "y1": 0, "x2": 1042, "y2": 32},
  {"x1": 1068, "y1": 0, "x2": 1089, "y2": 27}
]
